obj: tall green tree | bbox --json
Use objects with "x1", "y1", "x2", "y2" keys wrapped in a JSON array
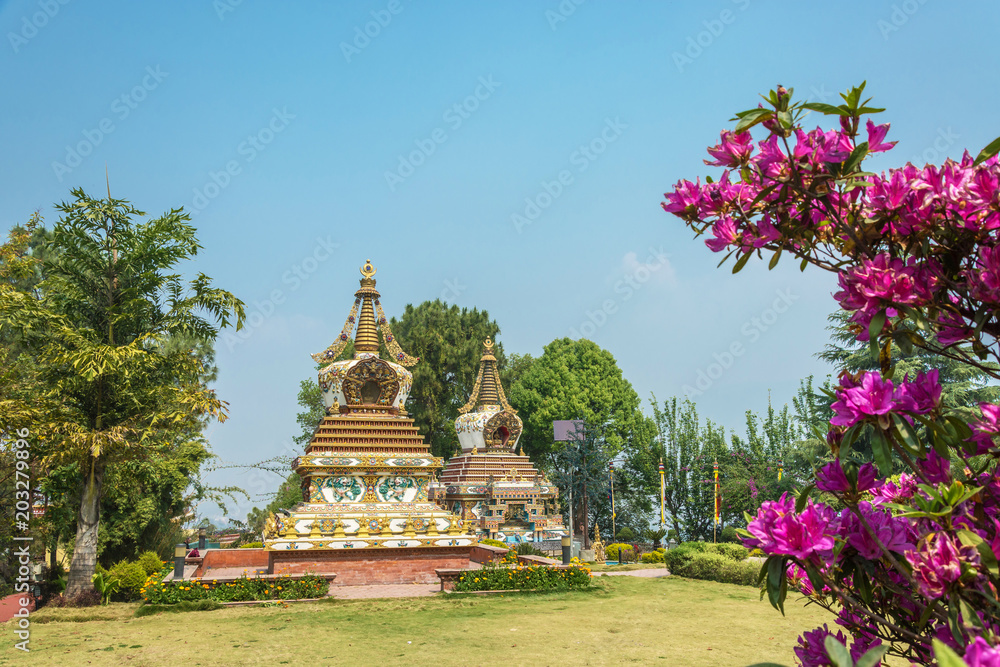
[
  {"x1": 388, "y1": 300, "x2": 504, "y2": 458},
  {"x1": 509, "y1": 338, "x2": 655, "y2": 460},
  {"x1": 0, "y1": 189, "x2": 244, "y2": 595}
]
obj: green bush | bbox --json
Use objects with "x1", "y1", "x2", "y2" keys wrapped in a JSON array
[
  {"x1": 718, "y1": 525, "x2": 742, "y2": 544},
  {"x1": 110, "y1": 560, "x2": 147, "y2": 601},
  {"x1": 615, "y1": 527, "x2": 635, "y2": 541},
  {"x1": 709, "y1": 543, "x2": 749, "y2": 561},
  {"x1": 670, "y1": 552, "x2": 759, "y2": 587},
  {"x1": 142, "y1": 572, "x2": 329, "y2": 604},
  {"x1": 640, "y1": 551, "x2": 664, "y2": 564},
  {"x1": 749, "y1": 548, "x2": 765, "y2": 558},
  {"x1": 479, "y1": 538, "x2": 507, "y2": 548},
  {"x1": 137, "y1": 551, "x2": 165, "y2": 576},
  {"x1": 514, "y1": 542, "x2": 546, "y2": 557},
  {"x1": 238, "y1": 542, "x2": 263, "y2": 549},
  {"x1": 603, "y1": 543, "x2": 632, "y2": 561},
  {"x1": 454, "y1": 562, "x2": 591, "y2": 592}
]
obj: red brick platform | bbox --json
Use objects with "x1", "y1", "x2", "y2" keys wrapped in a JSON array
[{"x1": 269, "y1": 545, "x2": 474, "y2": 585}]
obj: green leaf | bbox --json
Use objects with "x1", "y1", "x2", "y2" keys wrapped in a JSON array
[
  {"x1": 796, "y1": 484, "x2": 815, "y2": 513},
  {"x1": 871, "y1": 430, "x2": 894, "y2": 476},
  {"x1": 932, "y1": 638, "x2": 969, "y2": 667},
  {"x1": 801, "y1": 102, "x2": 848, "y2": 116},
  {"x1": 868, "y1": 310, "x2": 886, "y2": 342},
  {"x1": 823, "y1": 636, "x2": 853, "y2": 667},
  {"x1": 766, "y1": 556, "x2": 786, "y2": 615},
  {"x1": 974, "y1": 135, "x2": 1000, "y2": 166},
  {"x1": 735, "y1": 108, "x2": 774, "y2": 133},
  {"x1": 732, "y1": 251, "x2": 753, "y2": 274},
  {"x1": 854, "y1": 645, "x2": 889, "y2": 667},
  {"x1": 841, "y1": 142, "x2": 870, "y2": 174},
  {"x1": 768, "y1": 248, "x2": 782, "y2": 270}
]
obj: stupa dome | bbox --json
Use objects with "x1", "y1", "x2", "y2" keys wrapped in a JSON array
[
  {"x1": 454, "y1": 339, "x2": 522, "y2": 452},
  {"x1": 311, "y1": 259, "x2": 418, "y2": 414}
]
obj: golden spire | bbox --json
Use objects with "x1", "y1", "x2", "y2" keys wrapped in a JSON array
[
  {"x1": 353, "y1": 260, "x2": 380, "y2": 354},
  {"x1": 458, "y1": 338, "x2": 515, "y2": 414},
  {"x1": 311, "y1": 259, "x2": 420, "y2": 368}
]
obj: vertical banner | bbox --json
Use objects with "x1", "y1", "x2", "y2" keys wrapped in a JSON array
[
  {"x1": 609, "y1": 461, "x2": 616, "y2": 536},
  {"x1": 658, "y1": 459, "x2": 665, "y2": 528},
  {"x1": 713, "y1": 460, "x2": 720, "y2": 525}
]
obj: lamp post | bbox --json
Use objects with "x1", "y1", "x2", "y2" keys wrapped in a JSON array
[{"x1": 658, "y1": 459, "x2": 665, "y2": 531}]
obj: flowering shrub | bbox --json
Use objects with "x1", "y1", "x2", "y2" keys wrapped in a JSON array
[
  {"x1": 141, "y1": 566, "x2": 329, "y2": 604},
  {"x1": 641, "y1": 551, "x2": 664, "y2": 564},
  {"x1": 663, "y1": 82, "x2": 1000, "y2": 666},
  {"x1": 603, "y1": 543, "x2": 632, "y2": 561},
  {"x1": 453, "y1": 562, "x2": 592, "y2": 592}
]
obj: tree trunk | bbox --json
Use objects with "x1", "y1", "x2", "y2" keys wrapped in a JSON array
[{"x1": 65, "y1": 455, "x2": 105, "y2": 597}]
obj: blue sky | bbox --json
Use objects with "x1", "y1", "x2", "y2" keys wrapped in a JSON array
[{"x1": 3, "y1": 0, "x2": 999, "y2": 523}]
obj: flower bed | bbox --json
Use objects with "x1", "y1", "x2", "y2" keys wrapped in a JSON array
[
  {"x1": 141, "y1": 567, "x2": 329, "y2": 604},
  {"x1": 453, "y1": 562, "x2": 592, "y2": 592}
]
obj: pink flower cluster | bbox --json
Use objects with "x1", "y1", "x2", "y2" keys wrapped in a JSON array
[
  {"x1": 662, "y1": 110, "x2": 1000, "y2": 350},
  {"x1": 829, "y1": 370, "x2": 941, "y2": 429},
  {"x1": 834, "y1": 255, "x2": 938, "y2": 339}
]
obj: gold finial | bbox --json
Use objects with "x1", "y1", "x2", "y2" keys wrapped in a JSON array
[
  {"x1": 484, "y1": 338, "x2": 494, "y2": 352},
  {"x1": 360, "y1": 260, "x2": 376, "y2": 279}
]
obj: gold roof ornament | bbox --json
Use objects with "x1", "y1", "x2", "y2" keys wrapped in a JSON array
[
  {"x1": 311, "y1": 260, "x2": 419, "y2": 368},
  {"x1": 458, "y1": 338, "x2": 514, "y2": 414}
]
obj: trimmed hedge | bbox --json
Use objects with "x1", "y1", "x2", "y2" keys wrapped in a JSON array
[
  {"x1": 604, "y1": 543, "x2": 632, "y2": 561},
  {"x1": 137, "y1": 551, "x2": 165, "y2": 576},
  {"x1": 669, "y1": 552, "x2": 759, "y2": 587},
  {"x1": 110, "y1": 560, "x2": 148, "y2": 601},
  {"x1": 640, "y1": 551, "x2": 664, "y2": 564},
  {"x1": 479, "y1": 538, "x2": 507, "y2": 548}
]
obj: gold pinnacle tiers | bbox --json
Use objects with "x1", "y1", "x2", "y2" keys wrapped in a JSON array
[{"x1": 263, "y1": 261, "x2": 475, "y2": 552}]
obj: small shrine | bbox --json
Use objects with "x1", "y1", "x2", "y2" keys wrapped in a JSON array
[
  {"x1": 431, "y1": 339, "x2": 565, "y2": 543},
  {"x1": 262, "y1": 261, "x2": 477, "y2": 582}
]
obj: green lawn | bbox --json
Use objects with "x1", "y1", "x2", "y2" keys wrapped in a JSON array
[{"x1": 2, "y1": 576, "x2": 831, "y2": 666}]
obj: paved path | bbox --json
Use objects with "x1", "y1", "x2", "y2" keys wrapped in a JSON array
[
  {"x1": 330, "y1": 584, "x2": 439, "y2": 599},
  {"x1": 592, "y1": 568, "x2": 669, "y2": 578}
]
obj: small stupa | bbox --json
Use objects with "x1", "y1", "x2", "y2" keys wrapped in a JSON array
[
  {"x1": 263, "y1": 261, "x2": 476, "y2": 573},
  {"x1": 431, "y1": 339, "x2": 564, "y2": 542}
]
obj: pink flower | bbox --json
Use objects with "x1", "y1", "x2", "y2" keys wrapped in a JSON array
[
  {"x1": 816, "y1": 459, "x2": 850, "y2": 493},
  {"x1": 830, "y1": 372, "x2": 909, "y2": 428},
  {"x1": 704, "y1": 130, "x2": 754, "y2": 167},
  {"x1": 968, "y1": 246, "x2": 1000, "y2": 305},
  {"x1": 906, "y1": 533, "x2": 963, "y2": 599},
  {"x1": 662, "y1": 179, "x2": 705, "y2": 220},
  {"x1": 856, "y1": 463, "x2": 877, "y2": 492},
  {"x1": 744, "y1": 493, "x2": 838, "y2": 561},
  {"x1": 866, "y1": 119, "x2": 897, "y2": 153},
  {"x1": 705, "y1": 217, "x2": 739, "y2": 252},
  {"x1": 897, "y1": 369, "x2": 941, "y2": 414},
  {"x1": 835, "y1": 255, "x2": 938, "y2": 341},
  {"x1": 794, "y1": 625, "x2": 849, "y2": 667},
  {"x1": 842, "y1": 502, "x2": 914, "y2": 560},
  {"x1": 965, "y1": 637, "x2": 1000, "y2": 667},
  {"x1": 970, "y1": 403, "x2": 1000, "y2": 454},
  {"x1": 916, "y1": 449, "x2": 951, "y2": 485}
]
